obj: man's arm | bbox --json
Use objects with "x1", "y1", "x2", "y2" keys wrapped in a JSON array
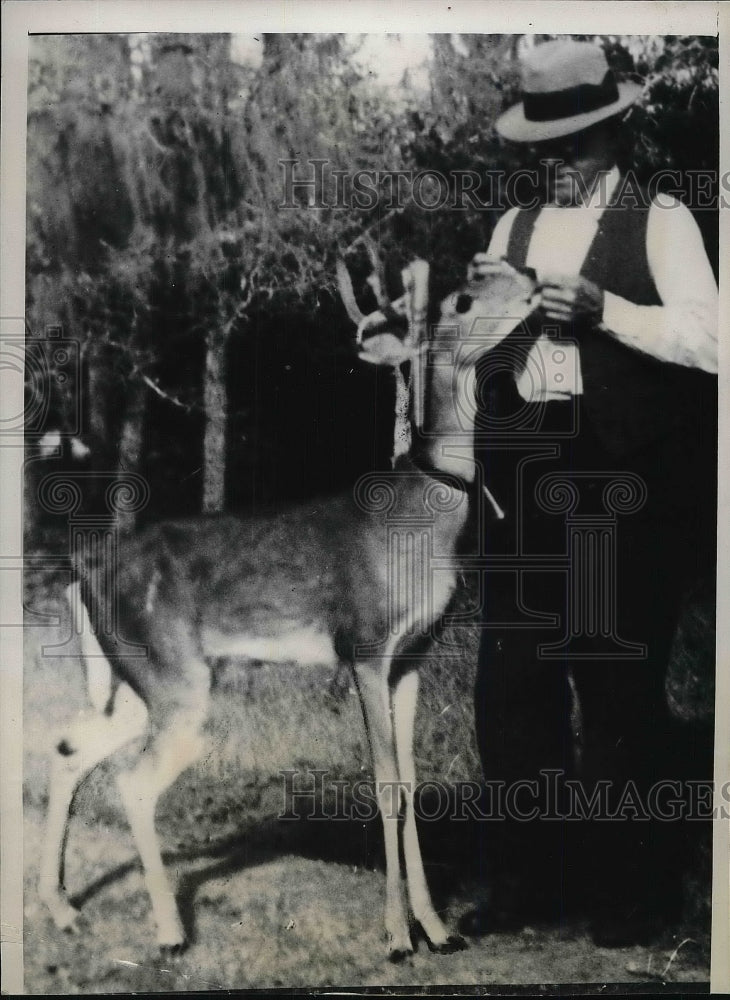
[{"x1": 601, "y1": 197, "x2": 718, "y2": 374}]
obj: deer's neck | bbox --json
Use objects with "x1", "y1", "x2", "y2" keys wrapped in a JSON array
[
  {"x1": 411, "y1": 362, "x2": 477, "y2": 486},
  {"x1": 392, "y1": 453, "x2": 473, "y2": 552}
]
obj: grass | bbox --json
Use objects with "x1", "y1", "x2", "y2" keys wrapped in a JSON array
[{"x1": 20, "y1": 557, "x2": 714, "y2": 992}]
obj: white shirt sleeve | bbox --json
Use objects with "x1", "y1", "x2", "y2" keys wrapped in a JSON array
[{"x1": 601, "y1": 197, "x2": 718, "y2": 374}]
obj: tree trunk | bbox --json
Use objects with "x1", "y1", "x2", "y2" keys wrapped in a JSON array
[
  {"x1": 202, "y1": 324, "x2": 228, "y2": 513},
  {"x1": 86, "y1": 337, "x2": 110, "y2": 459},
  {"x1": 115, "y1": 380, "x2": 148, "y2": 533}
]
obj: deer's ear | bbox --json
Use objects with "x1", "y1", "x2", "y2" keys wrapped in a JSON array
[{"x1": 358, "y1": 332, "x2": 415, "y2": 367}]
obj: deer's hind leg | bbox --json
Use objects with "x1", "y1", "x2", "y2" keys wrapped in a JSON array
[
  {"x1": 40, "y1": 589, "x2": 148, "y2": 932},
  {"x1": 116, "y1": 656, "x2": 209, "y2": 954},
  {"x1": 40, "y1": 682, "x2": 150, "y2": 929}
]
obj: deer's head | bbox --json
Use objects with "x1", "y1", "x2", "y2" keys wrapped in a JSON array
[{"x1": 338, "y1": 253, "x2": 538, "y2": 447}]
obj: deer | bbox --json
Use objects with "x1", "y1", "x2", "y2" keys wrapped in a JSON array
[{"x1": 38, "y1": 255, "x2": 538, "y2": 962}]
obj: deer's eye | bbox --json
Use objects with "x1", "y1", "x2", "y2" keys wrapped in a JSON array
[{"x1": 455, "y1": 294, "x2": 473, "y2": 314}]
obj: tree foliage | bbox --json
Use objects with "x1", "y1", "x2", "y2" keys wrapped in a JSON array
[
  {"x1": 26, "y1": 32, "x2": 403, "y2": 513},
  {"x1": 26, "y1": 32, "x2": 719, "y2": 522}
]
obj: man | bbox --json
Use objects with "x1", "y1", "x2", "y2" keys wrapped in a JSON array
[{"x1": 463, "y1": 39, "x2": 718, "y2": 946}]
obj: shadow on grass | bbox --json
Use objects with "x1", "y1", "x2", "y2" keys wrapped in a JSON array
[
  {"x1": 66, "y1": 778, "x2": 711, "y2": 952},
  {"x1": 67, "y1": 782, "x2": 489, "y2": 944}
]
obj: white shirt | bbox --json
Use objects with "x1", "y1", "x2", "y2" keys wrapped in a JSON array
[{"x1": 487, "y1": 165, "x2": 718, "y2": 402}]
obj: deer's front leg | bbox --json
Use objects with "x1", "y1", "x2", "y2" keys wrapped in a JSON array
[
  {"x1": 393, "y1": 669, "x2": 467, "y2": 953},
  {"x1": 354, "y1": 662, "x2": 412, "y2": 962}
]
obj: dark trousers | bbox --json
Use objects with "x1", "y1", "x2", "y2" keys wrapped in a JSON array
[{"x1": 473, "y1": 398, "x2": 715, "y2": 918}]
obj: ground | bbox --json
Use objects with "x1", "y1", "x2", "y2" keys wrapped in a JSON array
[{"x1": 19, "y1": 570, "x2": 713, "y2": 993}]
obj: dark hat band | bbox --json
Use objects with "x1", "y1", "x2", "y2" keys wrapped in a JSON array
[{"x1": 522, "y1": 70, "x2": 620, "y2": 123}]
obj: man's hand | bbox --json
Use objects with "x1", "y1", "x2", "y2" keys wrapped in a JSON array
[
  {"x1": 538, "y1": 274, "x2": 604, "y2": 326},
  {"x1": 467, "y1": 252, "x2": 503, "y2": 283}
]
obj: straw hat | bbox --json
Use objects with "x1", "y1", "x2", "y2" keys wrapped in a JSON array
[{"x1": 497, "y1": 39, "x2": 642, "y2": 143}]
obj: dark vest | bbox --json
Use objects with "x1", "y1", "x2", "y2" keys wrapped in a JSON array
[{"x1": 504, "y1": 188, "x2": 715, "y2": 457}]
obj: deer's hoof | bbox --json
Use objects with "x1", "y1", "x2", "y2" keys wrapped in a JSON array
[
  {"x1": 388, "y1": 945, "x2": 414, "y2": 964},
  {"x1": 427, "y1": 933, "x2": 468, "y2": 954},
  {"x1": 159, "y1": 939, "x2": 188, "y2": 959},
  {"x1": 44, "y1": 895, "x2": 81, "y2": 933},
  {"x1": 62, "y1": 915, "x2": 81, "y2": 935},
  {"x1": 60, "y1": 911, "x2": 81, "y2": 934}
]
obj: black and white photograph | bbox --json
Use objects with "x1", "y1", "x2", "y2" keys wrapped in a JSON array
[{"x1": 2, "y1": 1, "x2": 728, "y2": 994}]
